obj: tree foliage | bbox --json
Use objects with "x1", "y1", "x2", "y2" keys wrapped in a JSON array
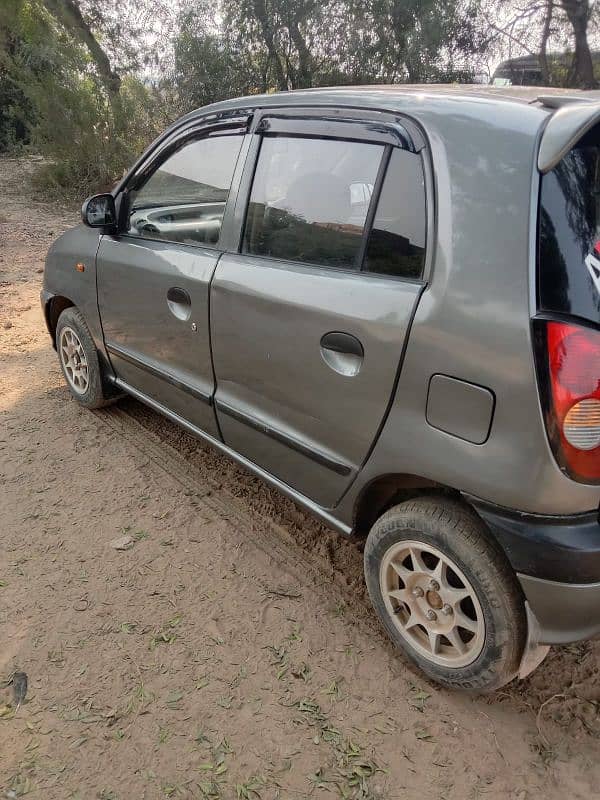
[
  {"x1": 221, "y1": 0, "x2": 486, "y2": 90},
  {"x1": 169, "y1": 4, "x2": 262, "y2": 115},
  {"x1": 0, "y1": 0, "x2": 165, "y2": 194}
]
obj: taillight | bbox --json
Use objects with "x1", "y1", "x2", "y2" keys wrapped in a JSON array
[{"x1": 536, "y1": 320, "x2": 600, "y2": 483}]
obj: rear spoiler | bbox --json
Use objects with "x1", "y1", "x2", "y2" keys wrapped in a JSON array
[{"x1": 538, "y1": 95, "x2": 600, "y2": 173}]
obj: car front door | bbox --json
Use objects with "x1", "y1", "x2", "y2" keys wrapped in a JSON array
[
  {"x1": 211, "y1": 112, "x2": 429, "y2": 507},
  {"x1": 97, "y1": 120, "x2": 247, "y2": 436}
]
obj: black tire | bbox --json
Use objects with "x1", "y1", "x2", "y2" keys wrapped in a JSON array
[
  {"x1": 364, "y1": 495, "x2": 526, "y2": 692},
  {"x1": 55, "y1": 307, "x2": 116, "y2": 409}
]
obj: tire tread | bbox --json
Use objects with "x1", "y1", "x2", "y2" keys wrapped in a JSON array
[
  {"x1": 56, "y1": 307, "x2": 116, "y2": 409},
  {"x1": 364, "y1": 495, "x2": 526, "y2": 692}
]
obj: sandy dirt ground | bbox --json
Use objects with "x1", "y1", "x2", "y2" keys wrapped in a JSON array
[{"x1": 1, "y1": 155, "x2": 600, "y2": 800}]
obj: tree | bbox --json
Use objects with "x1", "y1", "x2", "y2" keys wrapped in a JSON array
[
  {"x1": 0, "y1": 0, "x2": 35, "y2": 148},
  {"x1": 170, "y1": 6, "x2": 263, "y2": 112},
  {"x1": 0, "y1": 0, "x2": 165, "y2": 192},
  {"x1": 41, "y1": 0, "x2": 121, "y2": 103},
  {"x1": 219, "y1": 0, "x2": 485, "y2": 91},
  {"x1": 560, "y1": 0, "x2": 596, "y2": 87},
  {"x1": 363, "y1": 0, "x2": 486, "y2": 82},
  {"x1": 222, "y1": 0, "x2": 333, "y2": 91},
  {"x1": 539, "y1": 0, "x2": 554, "y2": 84}
]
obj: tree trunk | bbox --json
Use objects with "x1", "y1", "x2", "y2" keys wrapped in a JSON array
[
  {"x1": 42, "y1": 0, "x2": 122, "y2": 104},
  {"x1": 288, "y1": 19, "x2": 312, "y2": 88},
  {"x1": 538, "y1": 0, "x2": 553, "y2": 85},
  {"x1": 261, "y1": 54, "x2": 270, "y2": 94},
  {"x1": 560, "y1": 0, "x2": 596, "y2": 88},
  {"x1": 252, "y1": 0, "x2": 288, "y2": 91}
]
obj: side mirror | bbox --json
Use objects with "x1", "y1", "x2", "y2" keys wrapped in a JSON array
[{"x1": 81, "y1": 193, "x2": 116, "y2": 229}]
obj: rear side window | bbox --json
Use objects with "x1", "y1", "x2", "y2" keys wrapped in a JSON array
[
  {"x1": 364, "y1": 149, "x2": 426, "y2": 280},
  {"x1": 539, "y1": 131, "x2": 600, "y2": 324},
  {"x1": 127, "y1": 134, "x2": 243, "y2": 247},
  {"x1": 243, "y1": 136, "x2": 383, "y2": 269}
]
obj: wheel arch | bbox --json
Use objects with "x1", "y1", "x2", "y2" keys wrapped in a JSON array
[
  {"x1": 44, "y1": 295, "x2": 75, "y2": 347},
  {"x1": 352, "y1": 473, "x2": 462, "y2": 537}
]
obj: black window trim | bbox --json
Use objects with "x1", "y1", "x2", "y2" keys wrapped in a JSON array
[
  {"x1": 128, "y1": 117, "x2": 250, "y2": 191},
  {"x1": 254, "y1": 114, "x2": 413, "y2": 150},
  {"x1": 249, "y1": 105, "x2": 422, "y2": 149},
  {"x1": 114, "y1": 118, "x2": 250, "y2": 251},
  {"x1": 237, "y1": 117, "x2": 428, "y2": 282},
  {"x1": 121, "y1": 113, "x2": 252, "y2": 192}
]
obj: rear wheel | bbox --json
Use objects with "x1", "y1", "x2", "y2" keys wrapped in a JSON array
[
  {"x1": 364, "y1": 496, "x2": 526, "y2": 692},
  {"x1": 56, "y1": 308, "x2": 115, "y2": 409}
]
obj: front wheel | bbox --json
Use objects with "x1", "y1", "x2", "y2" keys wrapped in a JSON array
[
  {"x1": 56, "y1": 307, "x2": 115, "y2": 409},
  {"x1": 364, "y1": 496, "x2": 526, "y2": 692}
]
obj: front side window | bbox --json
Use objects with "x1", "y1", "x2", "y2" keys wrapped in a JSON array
[
  {"x1": 243, "y1": 136, "x2": 383, "y2": 269},
  {"x1": 127, "y1": 134, "x2": 243, "y2": 247}
]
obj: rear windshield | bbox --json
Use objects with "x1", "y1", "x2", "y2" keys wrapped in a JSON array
[{"x1": 538, "y1": 128, "x2": 600, "y2": 324}]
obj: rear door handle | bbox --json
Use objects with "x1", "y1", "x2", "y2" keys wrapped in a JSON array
[
  {"x1": 320, "y1": 331, "x2": 364, "y2": 376},
  {"x1": 167, "y1": 286, "x2": 192, "y2": 321},
  {"x1": 320, "y1": 331, "x2": 364, "y2": 358}
]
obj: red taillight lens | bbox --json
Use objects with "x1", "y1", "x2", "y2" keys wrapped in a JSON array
[{"x1": 544, "y1": 321, "x2": 600, "y2": 482}]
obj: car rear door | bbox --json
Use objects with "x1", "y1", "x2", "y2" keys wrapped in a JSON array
[
  {"x1": 96, "y1": 118, "x2": 248, "y2": 437},
  {"x1": 210, "y1": 111, "x2": 429, "y2": 507}
]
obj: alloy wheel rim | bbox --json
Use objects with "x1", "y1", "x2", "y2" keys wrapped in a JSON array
[
  {"x1": 59, "y1": 326, "x2": 89, "y2": 395},
  {"x1": 379, "y1": 539, "x2": 485, "y2": 668}
]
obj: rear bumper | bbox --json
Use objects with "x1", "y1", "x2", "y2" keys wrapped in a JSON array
[
  {"x1": 470, "y1": 498, "x2": 600, "y2": 645},
  {"x1": 517, "y1": 573, "x2": 600, "y2": 644}
]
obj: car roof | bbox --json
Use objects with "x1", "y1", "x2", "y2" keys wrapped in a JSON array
[
  {"x1": 175, "y1": 83, "x2": 552, "y2": 123},
  {"x1": 182, "y1": 83, "x2": 590, "y2": 119},
  {"x1": 285, "y1": 83, "x2": 562, "y2": 104}
]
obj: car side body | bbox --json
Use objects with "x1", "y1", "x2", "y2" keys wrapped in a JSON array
[{"x1": 42, "y1": 85, "x2": 600, "y2": 689}]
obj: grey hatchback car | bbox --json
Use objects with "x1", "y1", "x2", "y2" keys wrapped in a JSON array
[{"x1": 42, "y1": 86, "x2": 600, "y2": 691}]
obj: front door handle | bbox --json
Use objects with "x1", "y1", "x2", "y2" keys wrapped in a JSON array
[
  {"x1": 320, "y1": 331, "x2": 364, "y2": 376},
  {"x1": 167, "y1": 286, "x2": 192, "y2": 321}
]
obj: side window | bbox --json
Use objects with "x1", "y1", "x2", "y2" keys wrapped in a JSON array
[
  {"x1": 127, "y1": 134, "x2": 243, "y2": 247},
  {"x1": 364, "y1": 149, "x2": 426, "y2": 279},
  {"x1": 243, "y1": 136, "x2": 383, "y2": 269}
]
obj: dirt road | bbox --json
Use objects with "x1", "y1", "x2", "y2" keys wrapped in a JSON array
[{"x1": 1, "y1": 156, "x2": 599, "y2": 800}]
